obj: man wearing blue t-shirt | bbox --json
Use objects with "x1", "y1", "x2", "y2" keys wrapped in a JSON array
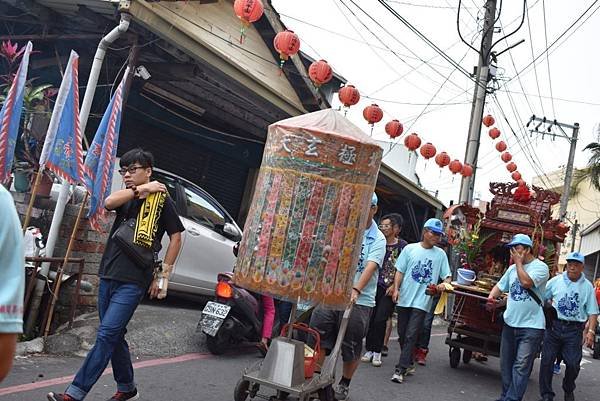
[
  {"x1": 0, "y1": 186, "x2": 25, "y2": 382},
  {"x1": 489, "y1": 234, "x2": 549, "y2": 401},
  {"x1": 390, "y1": 218, "x2": 451, "y2": 383},
  {"x1": 539, "y1": 252, "x2": 598, "y2": 401},
  {"x1": 310, "y1": 193, "x2": 385, "y2": 401}
]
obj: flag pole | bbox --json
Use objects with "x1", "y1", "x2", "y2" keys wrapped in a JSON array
[
  {"x1": 43, "y1": 191, "x2": 88, "y2": 338},
  {"x1": 21, "y1": 168, "x2": 44, "y2": 233}
]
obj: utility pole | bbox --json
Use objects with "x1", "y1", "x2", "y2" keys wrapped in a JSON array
[
  {"x1": 571, "y1": 219, "x2": 579, "y2": 252},
  {"x1": 527, "y1": 115, "x2": 579, "y2": 221},
  {"x1": 459, "y1": 0, "x2": 498, "y2": 204}
]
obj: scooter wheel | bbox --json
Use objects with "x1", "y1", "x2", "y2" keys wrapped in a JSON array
[
  {"x1": 234, "y1": 379, "x2": 250, "y2": 401},
  {"x1": 206, "y1": 332, "x2": 230, "y2": 355}
]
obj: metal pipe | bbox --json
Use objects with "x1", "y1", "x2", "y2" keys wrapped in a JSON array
[{"x1": 24, "y1": 13, "x2": 131, "y2": 337}]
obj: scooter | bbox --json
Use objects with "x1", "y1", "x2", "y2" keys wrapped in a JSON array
[{"x1": 199, "y1": 244, "x2": 279, "y2": 355}]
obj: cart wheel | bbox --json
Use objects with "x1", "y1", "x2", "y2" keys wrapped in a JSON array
[
  {"x1": 449, "y1": 347, "x2": 461, "y2": 368},
  {"x1": 276, "y1": 390, "x2": 289, "y2": 400},
  {"x1": 462, "y1": 350, "x2": 473, "y2": 364},
  {"x1": 234, "y1": 379, "x2": 250, "y2": 401}
]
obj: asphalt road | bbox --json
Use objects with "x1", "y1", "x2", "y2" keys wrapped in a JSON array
[{"x1": 2, "y1": 325, "x2": 600, "y2": 401}]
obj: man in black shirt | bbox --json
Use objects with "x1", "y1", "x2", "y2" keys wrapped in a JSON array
[{"x1": 48, "y1": 149, "x2": 184, "y2": 401}]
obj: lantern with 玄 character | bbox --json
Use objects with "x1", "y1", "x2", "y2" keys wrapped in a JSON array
[
  {"x1": 234, "y1": 109, "x2": 383, "y2": 308},
  {"x1": 274, "y1": 30, "x2": 300, "y2": 69},
  {"x1": 489, "y1": 127, "x2": 501, "y2": 140},
  {"x1": 501, "y1": 152, "x2": 512, "y2": 163},
  {"x1": 496, "y1": 141, "x2": 507, "y2": 152},
  {"x1": 363, "y1": 104, "x2": 383, "y2": 126},
  {"x1": 385, "y1": 120, "x2": 404, "y2": 139},
  {"x1": 404, "y1": 133, "x2": 421, "y2": 152},
  {"x1": 482, "y1": 114, "x2": 495, "y2": 127},
  {"x1": 233, "y1": 0, "x2": 264, "y2": 43},
  {"x1": 309, "y1": 59, "x2": 333, "y2": 88},
  {"x1": 435, "y1": 152, "x2": 450, "y2": 168},
  {"x1": 338, "y1": 85, "x2": 360, "y2": 114}
]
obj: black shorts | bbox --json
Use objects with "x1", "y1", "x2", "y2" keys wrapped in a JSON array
[{"x1": 309, "y1": 304, "x2": 372, "y2": 362}]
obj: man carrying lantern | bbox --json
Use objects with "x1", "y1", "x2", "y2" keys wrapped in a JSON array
[
  {"x1": 488, "y1": 234, "x2": 549, "y2": 401},
  {"x1": 390, "y1": 218, "x2": 451, "y2": 383},
  {"x1": 538, "y1": 252, "x2": 598, "y2": 401},
  {"x1": 309, "y1": 193, "x2": 385, "y2": 401}
]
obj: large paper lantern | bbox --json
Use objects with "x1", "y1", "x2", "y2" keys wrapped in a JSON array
[
  {"x1": 404, "y1": 133, "x2": 421, "y2": 151},
  {"x1": 420, "y1": 142, "x2": 436, "y2": 159},
  {"x1": 363, "y1": 104, "x2": 383, "y2": 126},
  {"x1": 338, "y1": 85, "x2": 360, "y2": 108},
  {"x1": 461, "y1": 163, "x2": 473, "y2": 177},
  {"x1": 512, "y1": 171, "x2": 522, "y2": 181},
  {"x1": 385, "y1": 120, "x2": 404, "y2": 139},
  {"x1": 449, "y1": 159, "x2": 463, "y2": 174},
  {"x1": 496, "y1": 140, "x2": 507, "y2": 152},
  {"x1": 489, "y1": 127, "x2": 501, "y2": 140},
  {"x1": 435, "y1": 151, "x2": 450, "y2": 168},
  {"x1": 482, "y1": 114, "x2": 495, "y2": 127},
  {"x1": 234, "y1": 109, "x2": 383, "y2": 308},
  {"x1": 506, "y1": 162, "x2": 517, "y2": 172},
  {"x1": 501, "y1": 152, "x2": 512, "y2": 163},
  {"x1": 309, "y1": 59, "x2": 333, "y2": 87},
  {"x1": 234, "y1": 0, "x2": 264, "y2": 43},
  {"x1": 273, "y1": 30, "x2": 300, "y2": 68}
]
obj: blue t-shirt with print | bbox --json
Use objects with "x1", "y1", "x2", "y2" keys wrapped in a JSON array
[
  {"x1": 497, "y1": 259, "x2": 549, "y2": 329},
  {"x1": 395, "y1": 243, "x2": 451, "y2": 312},
  {"x1": 0, "y1": 186, "x2": 25, "y2": 334},
  {"x1": 545, "y1": 272, "x2": 599, "y2": 322},
  {"x1": 354, "y1": 220, "x2": 386, "y2": 307}
]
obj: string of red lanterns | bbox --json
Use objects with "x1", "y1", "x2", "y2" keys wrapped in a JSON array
[
  {"x1": 485, "y1": 116, "x2": 528, "y2": 184},
  {"x1": 233, "y1": 0, "x2": 264, "y2": 43}
]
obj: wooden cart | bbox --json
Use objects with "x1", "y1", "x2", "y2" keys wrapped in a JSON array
[{"x1": 443, "y1": 182, "x2": 569, "y2": 368}]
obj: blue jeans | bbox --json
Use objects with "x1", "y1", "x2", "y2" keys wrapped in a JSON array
[
  {"x1": 539, "y1": 320, "x2": 585, "y2": 400},
  {"x1": 499, "y1": 324, "x2": 544, "y2": 401},
  {"x1": 66, "y1": 279, "x2": 145, "y2": 400}
]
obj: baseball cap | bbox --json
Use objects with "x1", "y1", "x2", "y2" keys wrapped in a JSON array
[
  {"x1": 371, "y1": 192, "x2": 378, "y2": 206},
  {"x1": 506, "y1": 233, "x2": 533, "y2": 248},
  {"x1": 423, "y1": 218, "x2": 444, "y2": 234},
  {"x1": 566, "y1": 251, "x2": 585, "y2": 264}
]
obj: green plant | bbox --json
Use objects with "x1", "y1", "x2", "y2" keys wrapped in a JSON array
[{"x1": 454, "y1": 216, "x2": 494, "y2": 269}]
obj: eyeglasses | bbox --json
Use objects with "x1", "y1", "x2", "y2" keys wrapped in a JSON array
[
  {"x1": 118, "y1": 165, "x2": 145, "y2": 176},
  {"x1": 379, "y1": 224, "x2": 392, "y2": 229}
]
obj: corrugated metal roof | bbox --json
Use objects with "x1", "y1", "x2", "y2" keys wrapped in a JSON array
[
  {"x1": 36, "y1": 0, "x2": 118, "y2": 16},
  {"x1": 580, "y1": 226, "x2": 600, "y2": 256}
]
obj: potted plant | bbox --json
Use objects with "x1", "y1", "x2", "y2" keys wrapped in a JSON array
[{"x1": 1, "y1": 40, "x2": 56, "y2": 195}]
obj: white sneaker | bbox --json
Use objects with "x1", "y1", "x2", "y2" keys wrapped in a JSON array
[
  {"x1": 391, "y1": 369, "x2": 404, "y2": 383},
  {"x1": 361, "y1": 351, "x2": 374, "y2": 362},
  {"x1": 372, "y1": 352, "x2": 382, "y2": 367}
]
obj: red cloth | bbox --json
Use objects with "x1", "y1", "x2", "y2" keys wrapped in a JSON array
[
  {"x1": 595, "y1": 287, "x2": 600, "y2": 307},
  {"x1": 261, "y1": 295, "x2": 276, "y2": 339}
]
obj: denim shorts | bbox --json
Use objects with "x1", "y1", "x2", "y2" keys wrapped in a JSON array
[{"x1": 310, "y1": 304, "x2": 372, "y2": 362}]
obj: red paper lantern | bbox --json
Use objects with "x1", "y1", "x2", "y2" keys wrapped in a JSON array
[
  {"x1": 496, "y1": 140, "x2": 507, "y2": 152},
  {"x1": 273, "y1": 30, "x2": 300, "y2": 67},
  {"x1": 420, "y1": 142, "x2": 437, "y2": 159},
  {"x1": 517, "y1": 179, "x2": 526, "y2": 187},
  {"x1": 501, "y1": 152, "x2": 512, "y2": 163},
  {"x1": 234, "y1": 0, "x2": 264, "y2": 43},
  {"x1": 506, "y1": 162, "x2": 517, "y2": 172},
  {"x1": 461, "y1": 163, "x2": 473, "y2": 177},
  {"x1": 308, "y1": 59, "x2": 333, "y2": 87},
  {"x1": 338, "y1": 85, "x2": 360, "y2": 107},
  {"x1": 488, "y1": 127, "x2": 501, "y2": 140},
  {"x1": 234, "y1": 0, "x2": 264, "y2": 24},
  {"x1": 435, "y1": 152, "x2": 450, "y2": 168},
  {"x1": 363, "y1": 104, "x2": 383, "y2": 126},
  {"x1": 385, "y1": 120, "x2": 404, "y2": 139},
  {"x1": 449, "y1": 159, "x2": 463, "y2": 175},
  {"x1": 482, "y1": 114, "x2": 495, "y2": 127},
  {"x1": 512, "y1": 171, "x2": 522, "y2": 181},
  {"x1": 404, "y1": 133, "x2": 421, "y2": 151}
]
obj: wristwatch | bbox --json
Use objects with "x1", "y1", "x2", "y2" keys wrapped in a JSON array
[{"x1": 588, "y1": 329, "x2": 596, "y2": 335}]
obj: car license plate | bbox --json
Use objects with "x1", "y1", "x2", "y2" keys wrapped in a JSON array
[
  {"x1": 200, "y1": 302, "x2": 231, "y2": 336},
  {"x1": 202, "y1": 301, "x2": 231, "y2": 319}
]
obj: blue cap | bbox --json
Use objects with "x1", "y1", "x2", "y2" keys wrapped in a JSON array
[
  {"x1": 371, "y1": 192, "x2": 378, "y2": 206},
  {"x1": 423, "y1": 218, "x2": 444, "y2": 234},
  {"x1": 566, "y1": 251, "x2": 585, "y2": 264},
  {"x1": 506, "y1": 233, "x2": 533, "y2": 248}
]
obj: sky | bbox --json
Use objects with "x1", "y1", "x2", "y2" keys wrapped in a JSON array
[{"x1": 272, "y1": 0, "x2": 600, "y2": 207}]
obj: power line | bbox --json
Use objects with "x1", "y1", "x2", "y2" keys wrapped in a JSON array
[
  {"x1": 541, "y1": 0, "x2": 557, "y2": 118},
  {"x1": 497, "y1": 90, "x2": 600, "y2": 107},
  {"x1": 525, "y1": 4, "x2": 546, "y2": 115}
]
